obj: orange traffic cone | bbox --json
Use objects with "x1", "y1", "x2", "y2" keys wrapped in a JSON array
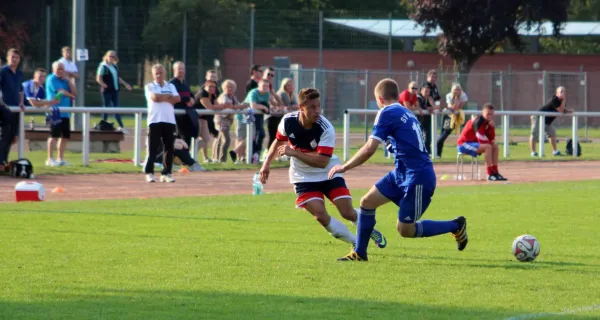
[
  {"x1": 51, "y1": 186, "x2": 65, "y2": 193},
  {"x1": 178, "y1": 167, "x2": 190, "y2": 174}
]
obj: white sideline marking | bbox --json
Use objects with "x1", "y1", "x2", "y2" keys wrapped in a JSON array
[{"x1": 504, "y1": 304, "x2": 600, "y2": 320}]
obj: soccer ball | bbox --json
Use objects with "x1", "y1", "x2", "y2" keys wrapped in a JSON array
[{"x1": 512, "y1": 235, "x2": 540, "y2": 262}]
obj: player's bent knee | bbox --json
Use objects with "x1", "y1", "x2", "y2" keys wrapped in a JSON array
[{"x1": 397, "y1": 222, "x2": 416, "y2": 238}]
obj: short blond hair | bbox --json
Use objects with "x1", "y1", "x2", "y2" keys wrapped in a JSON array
[
  {"x1": 221, "y1": 79, "x2": 237, "y2": 92},
  {"x1": 374, "y1": 78, "x2": 399, "y2": 101},
  {"x1": 173, "y1": 61, "x2": 185, "y2": 69},
  {"x1": 151, "y1": 63, "x2": 164, "y2": 73}
]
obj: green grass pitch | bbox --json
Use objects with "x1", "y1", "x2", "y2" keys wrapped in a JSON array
[{"x1": 1, "y1": 180, "x2": 600, "y2": 319}]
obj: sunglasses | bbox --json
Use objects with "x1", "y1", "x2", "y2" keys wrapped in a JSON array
[{"x1": 411, "y1": 87, "x2": 418, "y2": 90}]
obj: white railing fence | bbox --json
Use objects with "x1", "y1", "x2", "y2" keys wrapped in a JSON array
[
  {"x1": 7, "y1": 107, "x2": 600, "y2": 166},
  {"x1": 343, "y1": 109, "x2": 600, "y2": 161},
  {"x1": 9, "y1": 107, "x2": 261, "y2": 166}
]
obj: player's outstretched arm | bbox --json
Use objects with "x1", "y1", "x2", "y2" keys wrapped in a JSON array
[
  {"x1": 259, "y1": 139, "x2": 286, "y2": 184},
  {"x1": 328, "y1": 138, "x2": 380, "y2": 178}
]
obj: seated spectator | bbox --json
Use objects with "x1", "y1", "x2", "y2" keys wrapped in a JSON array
[
  {"x1": 151, "y1": 137, "x2": 206, "y2": 172},
  {"x1": 213, "y1": 79, "x2": 246, "y2": 163},
  {"x1": 530, "y1": 86, "x2": 573, "y2": 157},
  {"x1": 437, "y1": 83, "x2": 468, "y2": 158},
  {"x1": 456, "y1": 103, "x2": 507, "y2": 181},
  {"x1": 399, "y1": 81, "x2": 419, "y2": 113}
]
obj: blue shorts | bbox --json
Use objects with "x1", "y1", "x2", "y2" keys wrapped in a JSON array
[
  {"x1": 457, "y1": 142, "x2": 480, "y2": 157},
  {"x1": 375, "y1": 172, "x2": 435, "y2": 223}
]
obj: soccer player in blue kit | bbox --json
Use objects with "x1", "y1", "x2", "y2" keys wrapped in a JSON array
[{"x1": 329, "y1": 78, "x2": 468, "y2": 261}]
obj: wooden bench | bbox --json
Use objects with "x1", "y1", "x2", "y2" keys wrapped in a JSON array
[{"x1": 25, "y1": 128, "x2": 125, "y2": 153}]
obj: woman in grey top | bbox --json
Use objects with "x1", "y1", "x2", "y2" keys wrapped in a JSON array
[{"x1": 277, "y1": 77, "x2": 298, "y2": 112}]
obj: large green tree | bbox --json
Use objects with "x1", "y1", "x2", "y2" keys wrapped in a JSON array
[{"x1": 406, "y1": 0, "x2": 571, "y2": 85}]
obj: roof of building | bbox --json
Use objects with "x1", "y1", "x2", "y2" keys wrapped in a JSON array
[{"x1": 324, "y1": 19, "x2": 600, "y2": 38}]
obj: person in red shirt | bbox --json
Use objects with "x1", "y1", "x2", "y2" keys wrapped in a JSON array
[
  {"x1": 398, "y1": 81, "x2": 419, "y2": 113},
  {"x1": 456, "y1": 103, "x2": 507, "y2": 181}
]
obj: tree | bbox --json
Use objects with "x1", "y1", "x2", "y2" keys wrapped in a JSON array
[
  {"x1": 0, "y1": 0, "x2": 34, "y2": 57},
  {"x1": 405, "y1": 0, "x2": 571, "y2": 86}
]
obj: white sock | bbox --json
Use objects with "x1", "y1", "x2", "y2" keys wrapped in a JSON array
[{"x1": 325, "y1": 217, "x2": 356, "y2": 245}]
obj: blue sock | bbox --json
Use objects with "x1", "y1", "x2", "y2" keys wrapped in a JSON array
[
  {"x1": 355, "y1": 207, "x2": 376, "y2": 257},
  {"x1": 414, "y1": 220, "x2": 459, "y2": 238}
]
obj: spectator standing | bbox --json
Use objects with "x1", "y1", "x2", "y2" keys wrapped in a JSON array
[
  {"x1": 96, "y1": 50, "x2": 132, "y2": 133},
  {"x1": 244, "y1": 80, "x2": 270, "y2": 164},
  {"x1": 213, "y1": 79, "x2": 246, "y2": 163},
  {"x1": 57, "y1": 46, "x2": 79, "y2": 81},
  {"x1": 45, "y1": 61, "x2": 77, "y2": 167},
  {"x1": 144, "y1": 63, "x2": 180, "y2": 183},
  {"x1": 399, "y1": 81, "x2": 420, "y2": 113},
  {"x1": 206, "y1": 69, "x2": 221, "y2": 96},
  {"x1": 245, "y1": 64, "x2": 263, "y2": 94},
  {"x1": 422, "y1": 69, "x2": 441, "y2": 108},
  {"x1": 437, "y1": 83, "x2": 468, "y2": 158},
  {"x1": 195, "y1": 80, "x2": 234, "y2": 163},
  {"x1": 417, "y1": 85, "x2": 439, "y2": 156},
  {"x1": 169, "y1": 61, "x2": 199, "y2": 149},
  {"x1": 0, "y1": 48, "x2": 26, "y2": 169},
  {"x1": 530, "y1": 86, "x2": 573, "y2": 157}
]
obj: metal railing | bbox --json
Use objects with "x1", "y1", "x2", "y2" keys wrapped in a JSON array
[
  {"x1": 7, "y1": 107, "x2": 600, "y2": 166},
  {"x1": 343, "y1": 109, "x2": 600, "y2": 161},
  {"x1": 9, "y1": 107, "x2": 261, "y2": 166}
]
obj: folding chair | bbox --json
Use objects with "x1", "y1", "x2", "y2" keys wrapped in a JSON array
[{"x1": 456, "y1": 152, "x2": 480, "y2": 180}]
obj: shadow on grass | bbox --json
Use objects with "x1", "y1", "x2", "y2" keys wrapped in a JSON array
[
  {"x1": 1, "y1": 287, "x2": 596, "y2": 320},
  {"x1": 374, "y1": 253, "x2": 600, "y2": 272}
]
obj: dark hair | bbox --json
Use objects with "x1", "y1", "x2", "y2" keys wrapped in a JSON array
[
  {"x1": 483, "y1": 103, "x2": 494, "y2": 110},
  {"x1": 34, "y1": 68, "x2": 47, "y2": 74},
  {"x1": 204, "y1": 80, "x2": 217, "y2": 87},
  {"x1": 420, "y1": 84, "x2": 430, "y2": 91},
  {"x1": 206, "y1": 69, "x2": 216, "y2": 74},
  {"x1": 298, "y1": 88, "x2": 320, "y2": 106},
  {"x1": 250, "y1": 64, "x2": 262, "y2": 75}
]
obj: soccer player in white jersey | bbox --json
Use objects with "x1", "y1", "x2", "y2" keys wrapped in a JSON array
[{"x1": 259, "y1": 88, "x2": 387, "y2": 250}]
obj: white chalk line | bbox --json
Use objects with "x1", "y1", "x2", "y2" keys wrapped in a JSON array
[{"x1": 504, "y1": 303, "x2": 600, "y2": 320}]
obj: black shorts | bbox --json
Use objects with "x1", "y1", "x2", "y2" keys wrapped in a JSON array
[
  {"x1": 50, "y1": 118, "x2": 71, "y2": 139},
  {"x1": 293, "y1": 177, "x2": 352, "y2": 208}
]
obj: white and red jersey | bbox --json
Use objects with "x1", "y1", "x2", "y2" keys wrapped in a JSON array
[{"x1": 276, "y1": 112, "x2": 343, "y2": 183}]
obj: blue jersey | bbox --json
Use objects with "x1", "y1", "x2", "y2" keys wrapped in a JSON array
[{"x1": 371, "y1": 103, "x2": 435, "y2": 187}]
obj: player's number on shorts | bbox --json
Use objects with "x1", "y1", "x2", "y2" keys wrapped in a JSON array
[{"x1": 412, "y1": 122, "x2": 425, "y2": 152}]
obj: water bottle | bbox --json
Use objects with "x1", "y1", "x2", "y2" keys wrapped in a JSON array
[
  {"x1": 252, "y1": 171, "x2": 264, "y2": 195},
  {"x1": 29, "y1": 117, "x2": 35, "y2": 130}
]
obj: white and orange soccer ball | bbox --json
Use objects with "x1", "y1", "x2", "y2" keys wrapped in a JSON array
[{"x1": 512, "y1": 235, "x2": 540, "y2": 262}]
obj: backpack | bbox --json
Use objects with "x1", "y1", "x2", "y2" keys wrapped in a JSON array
[
  {"x1": 95, "y1": 120, "x2": 115, "y2": 131},
  {"x1": 9, "y1": 158, "x2": 34, "y2": 179},
  {"x1": 565, "y1": 139, "x2": 582, "y2": 157}
]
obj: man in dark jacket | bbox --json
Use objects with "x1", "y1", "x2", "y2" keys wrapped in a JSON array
[{"x1": 169, "y1": 61, "x2": 199, "y2": 148}]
